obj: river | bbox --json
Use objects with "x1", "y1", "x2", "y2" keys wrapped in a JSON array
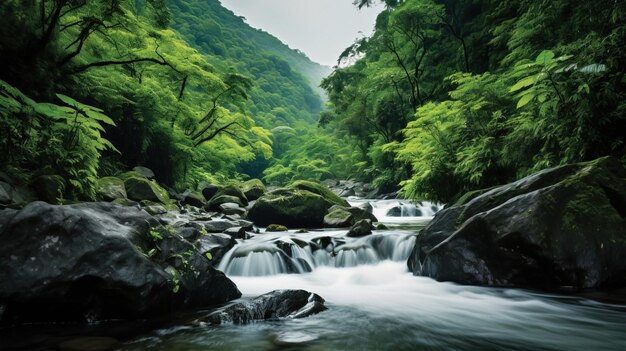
[{"x1": 117, "y1": 200, "x2": 626, "y2": 351}]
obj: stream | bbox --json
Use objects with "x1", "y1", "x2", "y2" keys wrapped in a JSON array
[
  {"x1": 118, "y1": 200, "x2": 626, "y2": 351},
  {"x1": 3, "y1": 200, "x2": 626, "y2": 350}
]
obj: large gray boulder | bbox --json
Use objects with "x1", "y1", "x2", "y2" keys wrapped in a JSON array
[
  {"x1": 0, "y1": 202, "x2": 240, "y2": 325},
  {"x1": 409, "y1": 157, "x2": 626, "y2": 293}
]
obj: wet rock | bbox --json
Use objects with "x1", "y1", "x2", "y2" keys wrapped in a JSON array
[
  {"x1": 409, "y1": 157, "x2": 626, "y2": 293},
  {"x1": 203, "y1": 219, "x2": 240, "y2": 233},
  {"x1": 196, "y1": 233, "x2": 236, "y2": 265},
  {"x1": 95, "y1": 177, "x2": 127, "y2": 202},
  {"x1": 376, "y1": 223, "x2": 389, "y2": 230},
  {"x1": 223, "y1": 226, "x2": 248, "y2": 239},
  {"x1": 201, "y1": 290, "x2": 327, "y2": 325},
  {"x1": 0, "y1": 202, "x2": 240, "y2": 325},
  {"x1": 219, "y1": 202, "x2": 246, "y2": 216},
  {"x1": 347, "y1": 219, "x2": 372, "y2": 237}
]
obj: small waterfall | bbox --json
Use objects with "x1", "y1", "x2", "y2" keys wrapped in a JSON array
[
  {"x1": 350, "y1": 199, "x2": 443, "y2": 222},
  {"x1": 218, "y1": 231, "x2": 419, "y2": 277}
]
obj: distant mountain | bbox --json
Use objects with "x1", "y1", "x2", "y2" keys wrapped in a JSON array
[{"x1": 169, "y1": 0, "x2": 331, "y2": 126}]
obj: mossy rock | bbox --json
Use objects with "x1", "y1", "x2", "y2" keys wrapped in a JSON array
[
  {"x1": 288, "y1": 180, "x2": 349, "y2": 207},
  {"x1": 96, "y1": 177, "x2": 127, "y2": 201},
  {"x1": 118, "y1": 171, "x2": 146, "y2": 181},
  {"x1": 123, "y1": 175, "x2": 170, "y2": 205},
  {"x1": 323, "y1": 208, "x2": 353, "y2": 227},
  {"x1": 248, "y1": 188, "x2": 335, "y2": 228},
  {"x1": 409, "y1": 156, "x2": 626, "y2": 294},
  {"x1": 211, "y1": 184, "x2": 248, "y2": 206},
  {"x1": 266, "y1": 224, "x2": 288, "y2": 232},
  {"x1": 208, "y1": 195, "x2": 246, "y2": 210},
  {"x1": 241, "y1": 179, "x2": 267, "y2": 201}
]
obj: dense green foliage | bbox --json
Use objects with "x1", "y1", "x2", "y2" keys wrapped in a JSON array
[
  {"x1": 324, "y1": 0, "x2": 626, "y2": 202},
  {"x1": 0, "y1": 0, "x2": 333, "y2": 201}
]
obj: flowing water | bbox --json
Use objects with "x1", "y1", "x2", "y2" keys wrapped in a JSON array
[
  {"x1": 5, "y1": 200, "x2": 626, "y2": 350},
  {"x1": 117, "y1": 199, "x2": 626, "y2": 351}
]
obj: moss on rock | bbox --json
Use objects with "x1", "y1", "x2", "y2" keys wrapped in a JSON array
[
  {"x1": 289, "y1": 180, "x2": 349, "y2": 207},
  {"x1": 249, "y1": 188, "x2": 335, "y2": 228},
  {"x1": 96, "y1": 177, "x2": 127, "y2": 201},
  {"x1": 241, "y1": 179, "x2": 267, "y2": 201}
]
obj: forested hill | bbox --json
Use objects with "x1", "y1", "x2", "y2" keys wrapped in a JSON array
[
  {"x1": 0, "y1": 0, "x2": 338, "y2": 201},
  {"x1": 169, "y1": 0, "x2": 331, "y2": 126}
]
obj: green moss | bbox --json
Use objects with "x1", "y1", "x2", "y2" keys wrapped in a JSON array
[
  {"x1": 212, "y1": 184, "x2": 248, "y2": 205},
  {"x1": 266, "y1": 224, "x2": 288, "y2": 232},
  {"x1": 249, "y1": 188, "x2": 334, "y2": 227},
  {"x1": 123, "y1": 176, "x2": 170, "y2": 205},
  {"x1": 95, "y1": 176, "x2": 126, "y2": 201},
  {"x1": 241, "y1": 179, "x2": 267, "y2": 200},
  {"x1": 289, "y1": 180, "x2": 348, "y2": 207}
]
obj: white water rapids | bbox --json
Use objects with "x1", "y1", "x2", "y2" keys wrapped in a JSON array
[{"x1": 120, "y1": 199, "x2": 626, "y2": 351}]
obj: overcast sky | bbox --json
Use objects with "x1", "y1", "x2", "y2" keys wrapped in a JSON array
[{"x1": 220, "y1": 0, "x2": 384, "y2": 67}]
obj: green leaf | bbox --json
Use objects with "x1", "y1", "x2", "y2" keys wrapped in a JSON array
[
  {"x1": 204, "y1": 252, "x2": 213, "y2": 260},
  {"x1": 535, "y1": 50, "x2": 555, "y2": 65},
  {"x1": 510, "y1": 76, "x2": 538, "y2": 92},
  {"x1": 56, "y1": 94, "x2": 104, "y2": 113},
  {"x1": 516, "y1": 93, "x2": 535, "y2": 108}
]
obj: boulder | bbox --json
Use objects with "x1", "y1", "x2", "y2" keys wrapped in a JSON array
[
  {"x1": 123, "y1": 174, "x2": 170, "y2": 205},
  {"x1": 289, "y1": 180, "x2": 349, "y2": 207},
  {"x1": 201, "y1": 290, "x2": 327, "y2": 325},
  {"x1": 132, "y1": 166, "x2": 155, "y2": 179},
  {"x1": 219, "y1": 202, "x2": 246, "y2": 216},
  {"x1": 213, "y1": 185, "x2": 248, "y2": 206},
  {"x1": 31, "y1": 175, "x2": 65, "y2": 204},
  {"x1": 241, "y1": 179, "x2": 267, "y2": 201},
  {"x1": 0, "y1": 202, "x2": 240, "y2": 325},
  {"x1": 223, "y1": 226, "x2": 248, "y2": 239},
  {"x1": 409, "y1": 157, "x2": 626, "y2": 293},
  {"x1": 347, "y1": 219, "x2": 373, "y2": 237},
  {"x1": 181, "y1": 190, "x2": 205, "y2": 208},
  {"x1": 208, "y1": 195, "x2": 246, "y2": 210},
  {"x1": 323, "y1": 208, "x2": 353, "y2": 227},
  {"x1": 196, "y1": 233, "x2": 237, "y2": 266},
  {"x1": 200, "y1": 184, "x2": 221, "y2": 201},
  {"x1": 248, "y1": 188, "x2": 336, "y2": 228},
  {"x1": 95, "y1": 177, "x2": 126, "y2": 201},
  {"x1": 201, "y1": 219, "x2": 241, "y2": 233},
  {"x1": 324, "y1": 205, "x2": 378, "y2": 228}
]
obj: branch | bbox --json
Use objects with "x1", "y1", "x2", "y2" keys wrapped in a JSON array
[
  {"x1": 71, "y1": 56, "x2": 177, "y2": 75},
  {"x1": 193, "y1": 121, "x2": 242, "y2": 147}
]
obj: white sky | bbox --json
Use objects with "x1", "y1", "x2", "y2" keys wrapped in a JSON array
[{"x1": 220, "y1": 0, "x2": 385, "y2": 66}]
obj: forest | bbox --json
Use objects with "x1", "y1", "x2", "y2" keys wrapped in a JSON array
[
  {"x1": 2, "y1": 0, "x2": 624, "y2": 206},
  {"x1": 2, "y1": 1, "x2": 626, "y2": 350}
]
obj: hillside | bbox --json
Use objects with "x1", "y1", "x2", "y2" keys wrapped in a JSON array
[{"x1": 169, "y1": 0, "x2": 331, "y2": 127}]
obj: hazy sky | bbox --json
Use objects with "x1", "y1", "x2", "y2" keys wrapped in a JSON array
[{"x1": 220, "y1": 0, "x2": 384, "y2": 67}]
